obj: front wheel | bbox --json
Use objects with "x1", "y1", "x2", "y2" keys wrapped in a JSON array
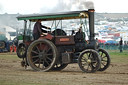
[
  {"x1": 98, "y1": 49, "x2": 110, "y2": 71},
  {"x1": 78, "y1": 49, "x2": 101, "y2": 73},
  {"x1": 27, "y1": 39, "x2": 58, "y2": 72}
]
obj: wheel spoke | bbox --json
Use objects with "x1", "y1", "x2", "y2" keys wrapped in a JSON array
[
  {"x1": 42, "y1": 60, "x2": 45, "y2": 68},
  {"x1": 42, "y1": 45, "x2": 47, "y2": 53},
  {"x1": 20, "y1": 50, "x2": 24, "y2": 54},
  {"x1": 102, "y1": 59, "x2": 107, "y2": 62},
  {"x1": 33, "y1": 58, "x2": 39, "y2": 64},
  {"x1": 45, "y1": 53, "x2": 53, "y2": 56},
  {"x1": 89, "y1": 64, "x2": 93, "y2": 71},
  {"x1": 86, "y1": 64, "x2": 90, "y2": 71},
  {"x1": 91, "y1": 60, "x2": 97, "y2": 63},
  {"x1": 39, "y1": 42, "x2": 42, "y2": 50},
  {"x1": 81, "y1": 58, "x2": 87, "y2": 62},
  {"x1": 38, "y1": 59, "x2": 41, "y2": 68},
  {"x1": 100, "y1": 52, "x2": 103, "y2": 57},
  {"x1": 88, "y1": 53, "x2": 92, "y2": 59},
  {"x1": 86, "y1": 53, "x2": 89, "y2": 57},
  {"x1": 20, "y1": 52, "x2": 23, "y2": 55},
  {"x1": 46, "y1": 47, "x2": 51, "y2": 53},
  {"x1": 39, "y1": 42, "x2": 45, "y2": 52},
  {"x1": 82, "y1": 63, "x2": 87, "y2": 66},
  {"x1": 32, "y1": 55, "x2": 39, "y2": 58},
  {"x1": 102, "y1": 56, "x2": 107, "y2": 59},
  {"x1": 46, "y1": 57, "x2": 52, "y2": 62},
  {"x1": 101, "y1": 62, "x2": 106, "y2": 66},
  {"x1": 36, "y1": 46, "x2": 40, "y2": 53},
  {"x1": 44, "y1": 59, "x2": 50, "y2": 66},
  {"x1": 32, "y1": 50, "x2": 39, "y2": 54}
]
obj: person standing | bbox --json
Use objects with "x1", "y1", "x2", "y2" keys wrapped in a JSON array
[{"x1": 119, "y1": 37, "x2": 123, "y2": 53}]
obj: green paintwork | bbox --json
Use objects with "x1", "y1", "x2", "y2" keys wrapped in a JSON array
[{"x1": 17, "y1": 10, "x2": 88, "y2": 21}]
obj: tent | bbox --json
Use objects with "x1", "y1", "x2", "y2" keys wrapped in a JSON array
[
  {"x1": 98, "y1": 39, "x2": 106, "y2": 43},
  {"x1": 105, "y1": 40, "x2": 118, "y2": 44}
]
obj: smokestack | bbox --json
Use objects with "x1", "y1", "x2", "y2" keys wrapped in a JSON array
[{"x1": 88, "y1": 9, "x2": 95, "y2": 41}]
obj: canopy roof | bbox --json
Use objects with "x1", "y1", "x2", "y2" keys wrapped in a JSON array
[{"x1": 17, "y1": 10, "x2": 89, "y2": 21}]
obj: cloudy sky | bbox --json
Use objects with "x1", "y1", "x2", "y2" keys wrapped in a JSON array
[{"x1": 0, "y1": 0, "x2": 128, "y2": 14}]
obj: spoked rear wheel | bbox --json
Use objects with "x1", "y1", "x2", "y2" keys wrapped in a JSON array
[
  {"x1": 98, "y1": 49, "x2": 110, "y2": 71},
  {"x1": 78, "y1": 49, "x2": 101, "y2": 73},
  {"x1": 27, "y1": 39, "x2": 58, "y2": 72},
  {"x1": 16, "y1": 43, "x2": 27, "y2": 58}
]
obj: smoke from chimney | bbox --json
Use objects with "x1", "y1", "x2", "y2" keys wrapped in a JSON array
[
  {"x1": 0, "y1": 4, "x2": 3, "y2": 13},
  {"x1": 70, "y1": 0, "x2": 94, "y2": 11},
  {"x1": 40, "y1": 0, "x2": 94, "y2": 13},
  {"x1": 84, "y1": 1, "x2": 94, "y2": 9}
]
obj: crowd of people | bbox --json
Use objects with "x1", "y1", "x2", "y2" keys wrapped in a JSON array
[{"x1": 98, "y1": 37, "x2": 128, "y2": 52}]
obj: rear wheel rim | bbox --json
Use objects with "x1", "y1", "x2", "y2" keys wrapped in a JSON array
[{"x1": 27, "y1": 39, "x2": 58, "y2": 71}]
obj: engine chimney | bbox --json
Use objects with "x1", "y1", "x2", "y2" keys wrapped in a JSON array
[{"x1": 88, "y1": 9, "x2": 95, "y2": 41}]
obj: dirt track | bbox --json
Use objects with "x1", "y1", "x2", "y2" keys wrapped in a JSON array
[{"x1": 0, "y1": 53, "x2": 128, "y2": 85}]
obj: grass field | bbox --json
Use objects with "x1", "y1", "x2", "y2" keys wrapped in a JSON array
[
  {"x1": 0, "y1": 50, "x2": 128, "y2": 85},
  {"x1": 108, "y1": 50, "x2": 128, "y2": 63}
]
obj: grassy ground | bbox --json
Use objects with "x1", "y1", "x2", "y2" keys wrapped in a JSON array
[
  {"x1": 0, "y1": 50, "x2": 128, "y2": 85},
  {"x1": 107, "y1": 50, "x2": 128, "y2": 63}
]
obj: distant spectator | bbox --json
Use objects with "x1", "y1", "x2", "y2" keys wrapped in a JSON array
[
  {"x1": 71, "y1": 30, "x2": 75, "y2": 35},
  {"x1": 96, "y1": 38, "x2": 98, "y2": 43},
  {"x1": 96, "y1": 38, "x2": 100, "y2": 48},
  {"x1": 119, "y1": 37, "x2": 123, "y2": 53}
]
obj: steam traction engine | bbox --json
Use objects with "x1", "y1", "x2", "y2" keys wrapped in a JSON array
[{"x1": 16, "y1": 9, "x2": 110, "y2": 73}]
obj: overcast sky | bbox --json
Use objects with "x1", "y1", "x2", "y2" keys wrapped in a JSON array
[{"x1": 0, "y1": 0, "x2": 128, "y2": 14}]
